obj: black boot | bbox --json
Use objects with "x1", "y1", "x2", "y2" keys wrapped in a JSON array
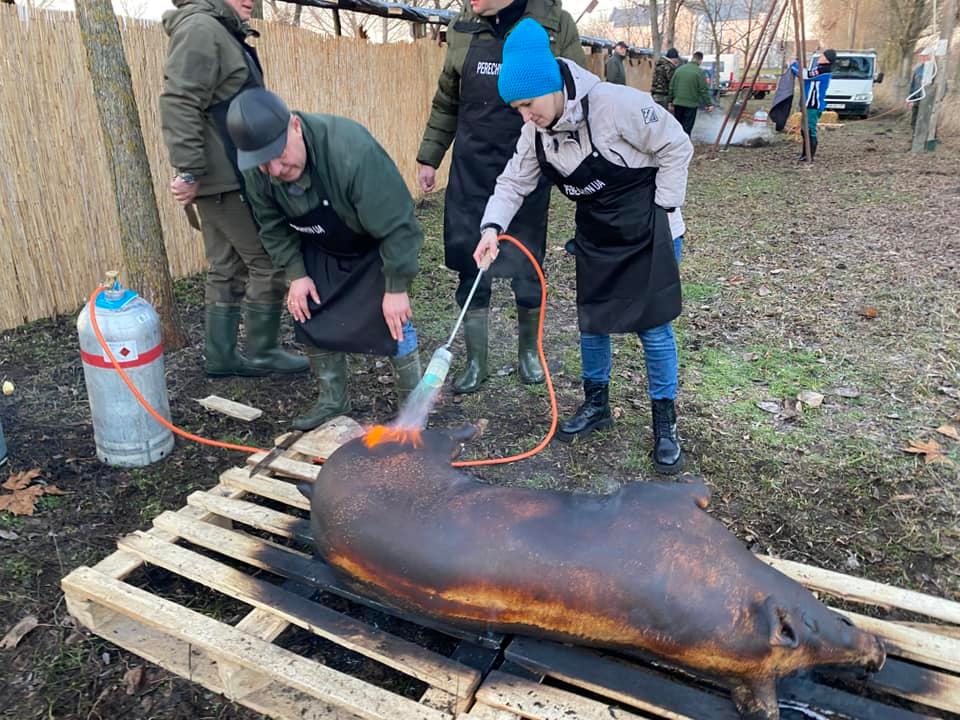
[
  {"x1": 651, "y1": 398, "x2": 684, "y2": 474},
  {"x1": 556, "y1": 380, "x2": 613, "y2": 442},
  {"x1": 809, "y1": 137, "x2": 819, "y2": 160}
]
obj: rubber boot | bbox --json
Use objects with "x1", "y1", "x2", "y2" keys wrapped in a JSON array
[
  {"x1": 391, "y1": 350, "x2": 423, "y2": 405},
  {"x1": 809, "y1": 137, "x2": 819, "y2": 160},
  {"x1": 517, "y1": 306, "x2": 545, "y2": 385},
  {"x1": 452, "y1": 309, "x2": 489, "y2": 394},
  {"x1": 205, "y1": 304, "x2": 268, "y2": 377},
  {"x1": 651, "y1": 398, "x2": 684, "y2": 474},
  {"x1": 292, "y1": 348, "x2": 351, "y2": 431},
  {"x1": 556, "y1": 380, "x2": 613, "y2": 442},
  {"x1": 243, "y1": 302, "x2": 310, "y2": 374}
]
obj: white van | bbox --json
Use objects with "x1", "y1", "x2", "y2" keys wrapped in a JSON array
[{"x1": 811, "y1": 50, "x2": 884, "y2": 118}]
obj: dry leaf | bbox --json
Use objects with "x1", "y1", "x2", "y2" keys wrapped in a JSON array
[
  {"x1": 757, "y1": 401, "x2": 781, "y2": 414},
  {"x1": 612, "y1": 406, "x2": 624, "y2": 420},
  {"x1": 43, "y1": 485, "x2": 65, "y2": 495},
  {"x1": 797, "y1": 390, "x2": 824, "y2": 408},
  {"x1": 123, "y1": 666, "x2": 146, "y2": 695},
  {"x1": 859, "y1": 306, "x2": 879, "y2": 319},
  {"x1": 0, "y1": 615, "x2": 39, "y2": 649},
  {"x1": 903, "y1": 438, "x2": 955, "y2": 466},
  {"x1": 0, "y1": 528, "x2": 19, "y2": 540},
  {"x1": 782, "y1": 398, "x2": 802, "y2": 418},
  {"x1": 833, "y1": 386, "x2": 861, "y2": 399},
  {"x1": 890, "y1": 494, "x2": 916, "y2": 502},
  {"x1": 936, "y1": 425, "x2": 960, "y2": 441},
  {"x1": 2, "y1": 468, "x2": 42, "y2": 491}
]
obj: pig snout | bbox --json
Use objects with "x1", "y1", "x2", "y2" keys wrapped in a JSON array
[{"x1": 864, "y1": 634, "x2": 886, "y2": 673}]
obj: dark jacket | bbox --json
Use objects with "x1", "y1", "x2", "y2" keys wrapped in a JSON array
[
  {"x1": 651, "y1": 56, "x2": 676, "y2": 97},
  {"x1": 160, "y1": 0, "x2": 259, "y2": 195},
  {"x1": 669, "y1": 61, "x2": 711, "y2": 108},
  {"x1": 606, "y1": 52, "x2": 626, "y2": 85},
  {"x1": 416, "y1": 0, "x2": 586, "y2": 169},
  {"x1": 241, "y1": 113, "x2": 422, "y2": 293}
]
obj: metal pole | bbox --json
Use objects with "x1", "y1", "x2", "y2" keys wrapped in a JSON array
[
  {"x1": 723, "y1": 0, "x2": 790, "y2": 149},
  {"x1": 790, "y1": 0, "x2": 811, "y2": 161},
  {"x1": 711, "y1": 0, "x2": 781, "y2": 153}
]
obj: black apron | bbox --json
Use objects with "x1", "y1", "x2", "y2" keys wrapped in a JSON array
[
  {"x1": 288, "y1": 186, "x2": 397, "y2": 357},
  {"x1": 208, "y1": 22, "x2": 264, "y2": 188},
  {"x1": 535, "y1": 96, "x2": 681, "y2": 335},
  {"x1": 444, "y1": 26, "x2": 551, "y2": 280}
]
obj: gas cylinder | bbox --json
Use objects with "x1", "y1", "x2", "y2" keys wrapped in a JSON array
[{"x1": 77, "y1": 273, "x2": 174, "y2": 467}]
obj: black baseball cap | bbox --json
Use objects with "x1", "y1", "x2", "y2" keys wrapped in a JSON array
[{"x1": 227, "y1": 88, "x2": 292, "y2": 171}]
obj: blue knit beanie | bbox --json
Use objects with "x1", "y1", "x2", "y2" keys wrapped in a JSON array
[{"x1": 498, "y1": 19, "x2": 562, "y2": 105}]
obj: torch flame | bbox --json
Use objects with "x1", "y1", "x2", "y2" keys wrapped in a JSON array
[{"x1": 363, "y1": 425, "x2": 423, "y2": 449}]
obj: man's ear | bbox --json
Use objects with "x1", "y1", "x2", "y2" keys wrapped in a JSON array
[{"x1": 291, "y1": 114, "x2": 302, "y2": 136}]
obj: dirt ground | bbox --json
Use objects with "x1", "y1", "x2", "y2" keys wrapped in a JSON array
[{"x1": 0, "y1": 113, "x2": 958, "y2": 719}]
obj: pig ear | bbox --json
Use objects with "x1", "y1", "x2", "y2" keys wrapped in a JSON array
[
  {"x1": 764, "y1": 596, "x2": 800, "y2": 648},
  {"x1": 297, "y1": 482, "x2": 313, "y2": 500}
]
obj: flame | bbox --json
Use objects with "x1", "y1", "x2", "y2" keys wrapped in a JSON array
[{"x1": 363, "y1": 425, "x2": 423, "y2": 449}]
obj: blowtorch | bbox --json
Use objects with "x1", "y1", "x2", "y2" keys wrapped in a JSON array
[{"x1": 418, "y1": 268, "x2": 486, "y2": 392}]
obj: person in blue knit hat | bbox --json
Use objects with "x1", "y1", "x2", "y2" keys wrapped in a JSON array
[{"x1": 478, "y1": 18, "x2": 694, "y2": 474}]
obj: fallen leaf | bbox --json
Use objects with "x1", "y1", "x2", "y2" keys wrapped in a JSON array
[
  {"x1": 797, "y1": 390, "x2": 824, "y2": 408},
  {"x1": 123, "y1": 666, "x2": 145, "y2": 695},
  {"x1": 43, "y1": 485, "x2": 65, "y2": 495},
  {"x1": 770, "y1": 268, "x2": 786, "y2": 275},
  {"x1": 612, "y1": 406, "x2": 624, "y2": 420},
  {"x1": 756, "y1": 286, "x2": 772, "y2": 297},
  {"x1": 743, "y1": 352, "x2": 760, "y2": 362},
  {"x1": 859, "y1": 306, "x2": 879, "y2": 319},
  {"x1": 756, "y1": 400, "x2": 780, "y2": 414},
  {"x1": 890, "y1": 494, "x2": 916, "y2": 502},
  {"x1": 903, "y1": 438, "x2": 955, "y2": 466},
  {"x1": 833, "y1": 386, "x2": 861, "y2": 399},
  {"x1": 782, "y1": 398, "x2": 802, "y2": 418},
  {"x1": 0, "y1": 528, "x2": 19, "y2": 540},
  {"x1": 2, "y1": 468, "x2": 42, "y2": 491},
  {"x1": 0, "y1": 615, "x2": 39, "y2": 649},
  {"x1": 936, "y1": 425, "x2": 960, "y2": 441},
  {"x1": 940, "y1": 386, "x2": 960, "y2": 400}
]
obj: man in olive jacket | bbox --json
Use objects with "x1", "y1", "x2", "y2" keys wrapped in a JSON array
[
  {"x1": 160, "y1": 0, "x2": 307, "y2": 378},
  {"x1": 416, "y1": 0, "x2": 584, "y2": 396},
  {"x1": 606, "y1": 41, "x2": 627, "y2": 85},
  {"x1": 668, "y1": 51, "x2": 715, "y2": 136}
]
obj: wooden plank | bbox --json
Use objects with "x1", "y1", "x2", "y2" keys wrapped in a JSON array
[
  {"x1": 835, "y1": 608, "x2": 960, "y2": 673},
  {"x1": 459, "y1": 706, "x2": 522, "y2": 720},
  {"x1": 196, "y1": 395, "x2": 263, "y2": 421},
  {"x1": 284, "y1": 416, "x2": 364, "y2": 459},
  {"x1": 186, "y1": 491, "x2": 313, "y2": 543},
  {"x1": 820, "y1": 657, "x2": 960, "y2": 716},
  {"x1": 505, "y1": 637, "x2": 739, "y2": 720},
  {"x1": 476, "y1": 671, "x2": 646, "y2": 719},
  {"x1": 246, "y1": 452, "x2": 322, "y2": 482},
  {"x1": 779, "y1": 676, "x2": 936, "y2": 720},
  {"x1": 220, "y1": 466, "x2": 311, "y2": 510},
  {"x1": 62, "y1": 567, "x2": 450, "y2": 720},
  {"x1": 152, "y1": 511, "x2": 505, "y2": 649},
  {"x1": 759, "y1": 555, "x2": 960, "y2": 625},
  {"x1": 117, "y1": 531, "x2": 481, "y2": 699},
  {"x1": 897, "y1": 621, "x2": 960, "y2": 640}
]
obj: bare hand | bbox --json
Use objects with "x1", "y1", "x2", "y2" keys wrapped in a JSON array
[
  {"x1": 473, "y1": 228, "x2": 500, "y2": 270},
  {"x1": 170, "y1": 176, "x2": 199, "y2": 205},
  {"x1": 417, "y1": 163, "x2": 437, "y2": 193},
  {"x1": 382, "y1": 292, "x2": 412, "y2": 342},
  {"x1": 287, "y1": 276, "x2": 320, "y2": 323},
  {"x1": 706, "y1": 105, "x2": 715, "y2": 113}
]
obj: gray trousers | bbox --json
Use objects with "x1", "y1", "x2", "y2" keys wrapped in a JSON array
[{"x1": 195, "y1": 190, "x2": 287, "y2": 305}]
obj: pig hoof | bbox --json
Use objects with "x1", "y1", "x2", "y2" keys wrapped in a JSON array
[{"x1": 731, "y1": 679, "x2": 779, "y2": 720}]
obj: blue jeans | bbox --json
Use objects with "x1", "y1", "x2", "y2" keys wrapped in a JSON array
[
  {"x1": 393, "y1": 321, "x2": 418, "y2": 359},
  {"x1": 579, "y1": 236, "x2": 682, "y2": 400}
]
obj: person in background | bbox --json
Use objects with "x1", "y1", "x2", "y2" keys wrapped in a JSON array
[
  {"x1": 477, "y1": 19, "x2": 693, "y2": 473},
  {"x1": 160, "y1": 0, "x2": 308, "y2": 378},
  {"x1": 651, "y1": 47, "x2": 680, "y2": 108},
  {"x1": 669, "y1": 50, "x2": 715, "y2": 136},
  {"x1": 416, "y1": 0, "x2": 585, "y2": 395},
  {"x1": 907, "y1": 52, "x2": 931, "y2": 130},
  {"x1": 790, "y1": 48, "x2": 836, "y2": 161},
  {"x1": 227, "y1": 89, "x2": 424, "y2": 430},
  {"x1": 606, "y1": 41, "x2": 628, "y2": 85}
]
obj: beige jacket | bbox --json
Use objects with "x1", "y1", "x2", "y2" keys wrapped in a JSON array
[{"x1": 482, "y1": 59, "x2": 692, "y2": 239}]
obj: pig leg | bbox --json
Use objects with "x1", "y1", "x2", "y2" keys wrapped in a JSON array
[{"x1": 730, "y1": 678, "x2": 779, "y2": 720}]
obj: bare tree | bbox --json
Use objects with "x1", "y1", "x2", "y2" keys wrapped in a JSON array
[
  {"x1": 889, "y1": 0, "x2": 933, "y2": 100},
  {"x1": 689, "y1": 0, "x2": 735, "y2": 83},
  {"x1": 649, "y1": 0, "x2": 662, "y2": 55},
  {"x1": 74, "y1": 0, "x2": 187, "y2": 348},
  {"x1": 664, "y1": 0, "x2": 684, "y2": 48}
]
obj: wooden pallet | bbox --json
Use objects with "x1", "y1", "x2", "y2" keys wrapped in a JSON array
[
  {"x1": 62, "y1": 418, "x2": 960, "y2": 719},
  {"x1": 61, "y1": 418, "x2": 501, "y2": 720}
]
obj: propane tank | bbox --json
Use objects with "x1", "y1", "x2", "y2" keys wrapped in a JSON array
[{"x1": 77, "y1": 272, "x2": 174, "y2": 467}]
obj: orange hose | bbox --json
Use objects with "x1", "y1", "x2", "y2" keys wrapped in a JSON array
[
  {"x1": 452, "y1": 233, "x2": 558, "y2": 468},
  {"x1": 87, "y1": 286, "x2": 266, "y2": 456},
  {"x1": 87, "y1": 233, "x2": 558, "y2": 466}
]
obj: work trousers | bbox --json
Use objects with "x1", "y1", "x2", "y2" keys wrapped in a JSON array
[
  {"x1": 195, "y1": 190, "x2": 287, "y2": 305},
  {"x1": 455, "y1": 269, "x2": 542, "y2": 310},
  {"x1": 672, "y1": 105, "x2": 698, "y2": 136}
]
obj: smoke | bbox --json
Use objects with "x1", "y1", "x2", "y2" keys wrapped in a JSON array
[{"x1": 689, "y1": 106, "x2": 774, "y2": 146}]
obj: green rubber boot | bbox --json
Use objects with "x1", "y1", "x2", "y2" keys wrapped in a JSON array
[
  {"x1": 452, "y1": 309, "x2": 489, "y2": 394},
  {"x1": 517, "y1": 305, "x2": 545, "y2": 384},
  {"x1": 291, "y1": 348, "x2": 351, "y2": 431},
  {"x1": 242, "y1": 302, "x2": 309, "y2": 374},
  {"x1": 391, "y1": 350, "x2": 423, "y2": 405},
  {"x1": 205, "y1": 304, "x2": 268, "y2": 377}
]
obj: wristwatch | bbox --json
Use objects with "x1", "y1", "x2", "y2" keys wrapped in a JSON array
[{"x1": 177, "y1": 172, "x2": 196, "y2": 185}]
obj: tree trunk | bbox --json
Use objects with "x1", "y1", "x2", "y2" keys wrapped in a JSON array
[
  {"x1": 649, "y1": 0, "x2": 662, "y2": 56},
  {"x1": 292, "y1": 2, "x2": 302, "y2": 26},
  {"x1": 251, "y1": 0, "x2": 263, "y2": 19},
  {"x1": 665, "y1": 0, "x2": 678, "y2": 48},
  {"x1": 332, "y1": 7, "x2": 342, "y2": 35},
  {"x1": 74, "y1": 0, "x2": 187, "y2": 349}
]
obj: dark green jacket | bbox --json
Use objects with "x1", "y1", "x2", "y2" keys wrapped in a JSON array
[
  {"x1": 160, "y1": 0, "x2": 258, "y2": 195},
  {"x1": 669, "y1": 61, "x2": 712, "y2": 108},
  {"x1": 605, "y1": 53, "x2": 626, "y2": 85},
  {"x1": 416, "y1": 0, "x2": 586, "y2": 168},
  {"x1": 242, "y1": 113, "x2": 422, "y2": 293}
]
